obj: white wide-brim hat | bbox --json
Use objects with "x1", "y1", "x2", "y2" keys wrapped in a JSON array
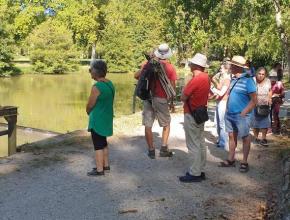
[
  {"x1": 269, "y1": 69, "x2": 277, "y2": 77},
  {"x1": 188, "y1": 53, "x2": 208, "y2": 68},
  {"x1": 154, "y1": 43, "x2": 172, "y2": 59},
  {"x1": 229, "y1": 55, "x2": 248, "y2": 69},
  {"x1": 269, "y1": 70, "x2": 278, "y2": 81}
]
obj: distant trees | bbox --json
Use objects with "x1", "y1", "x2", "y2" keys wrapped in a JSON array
[
  {"x1": 27, "y1": 19, "x2": 79, "y2": 74},
  {"x1": 162, "y1": 0, "x2": 290, "y2": 76},
  {"x1": 0, "y1": 22, "x2": 14, "y2": 75},
  {"x1": 0, "y1": 0, "x2": 289, "y2": 75},
  {"x1": 0, "y1": 1, "x2": 19, "y2": 76},
  {"x1": 100, "y1": 0, "x2": 164, "y2": 72},
  {"x1": 56, "y1": 0, "x2": 101, "y2": 58}
]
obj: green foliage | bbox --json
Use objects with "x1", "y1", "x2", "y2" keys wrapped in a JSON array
[
  {"x1": 0, "y1": 1, "x2": 19, "y2": 76},
  {"x1": 56, "y1": 0, "x2": 100, "y2": 50},
  {"x1": 0, "y1": 25, "x2": 14, "y2": 75},
  {"x1": 207, "y1": 61, "x2": 222, "y2": 76},
  {"x1": 162, "y1": 0, "x2": 289, "y2": 68},
  {"x1": 27, "y1": 19, "x2": 79, "y2": 74},
  {"x1": 13, "y1": 4, "x2": 46, "y2": 41},
  {"x1": 99, "y1": 0, "x2": 165, "y2": 72},
  {"x1": 1, "y1": 0, "x2": 290, "y2": 74}
]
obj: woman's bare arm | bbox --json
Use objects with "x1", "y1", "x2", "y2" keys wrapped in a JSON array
[{"x1": 86, "y1": 86, "x2": 100, "y2": 115}]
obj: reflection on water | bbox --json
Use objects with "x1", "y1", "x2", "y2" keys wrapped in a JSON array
[{"x1": 0, "y1": 71, "x2": 138, "y2": 133}]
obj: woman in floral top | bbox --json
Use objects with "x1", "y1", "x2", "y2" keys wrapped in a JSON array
[{"x1": 252, "y1": 67, "x2": 272, "y2": 146}]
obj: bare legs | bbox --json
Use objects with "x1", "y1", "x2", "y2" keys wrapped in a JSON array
[
  {"x1": 253, "y1": 128, "x2": 259, "y2": 140},
  {"x1": 261, "y1": 128, "x2": 267, "y2": 140},
  {"x1": 95, "y1": 146, "x2": 109, "y2": 172},
  {"x1": 145, "y1": 125, "x2": 170, "y2": 150},
  {"x1": 145, "y1": 127, "x2": 154, "y2": 150},
  {"x1": 103, "y1": 147, "x2": 109, "y2": 167},
  {"x1": 241, "y1": 135, "x2": 251, "y2": 164},
  {"x1": 228, "y1": 132, "x2": 238, "y2": 161},
  {"x1": 161, "y1": 125, "x2": 170, "y2": 146},
  {"x1": 253, "y1": 128, "x2": 268, "y2": 140},
  {"x1": 228, "y1": 132, "x2": 251, "y2": 164}
]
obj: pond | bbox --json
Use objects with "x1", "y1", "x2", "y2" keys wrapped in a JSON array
[{"x1": 0, "y1": 69, "x2": 140, "y2": 133}]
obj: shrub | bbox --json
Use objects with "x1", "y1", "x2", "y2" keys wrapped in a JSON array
[
  {"x1": 0, "y1": 22, "x2": 16, "y2": 76},
  {"x1": 27, "y1": 19, "x2": 79, "y2": 74},
  {"x1": 207, "y1": 60, "x2": 221, "y2": 76}
]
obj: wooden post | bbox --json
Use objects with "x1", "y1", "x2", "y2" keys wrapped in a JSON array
[
  {"x1": 6, "y1": 115, "x2": 17, "y2": 155},
  {"x1": 132, "y1": 84, "x2": 137, "y2": 114},
  {"x1": 0, "y1": 106, "x2": 18, "y2": 156}
]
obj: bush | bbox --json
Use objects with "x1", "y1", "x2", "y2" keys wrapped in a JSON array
[
  {"x1": 0, "y1": 22, "x2": 17, "y2": 76},
  {"x1": 27, "y1": 19, "x2": 79, "y2": 74},
  {"x1": 207, "y1": 60, "x2": 221, "y2": 76}
]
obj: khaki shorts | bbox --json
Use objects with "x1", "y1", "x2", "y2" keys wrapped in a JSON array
[{"x1": 142, "y1": 97, "x2": 171, "y2": 127}]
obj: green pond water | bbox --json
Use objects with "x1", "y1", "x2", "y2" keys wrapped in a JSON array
[{"x1": 0, "y1": 70, "x2": 140, "y2": 133}]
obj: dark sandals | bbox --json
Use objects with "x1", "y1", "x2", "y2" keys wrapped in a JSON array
[
  {"x1": 92, "y1": 166, "x2": 110, "y2": 172},
  {"x1": 219, "y1": 160, "x2": 250, "y2": 173},
  {"x1": 239, "y1": 163, "x2": 249, "y2": 173},
  {"x1": 218, "y1": 159, "x2": 236, "y2": 167}
]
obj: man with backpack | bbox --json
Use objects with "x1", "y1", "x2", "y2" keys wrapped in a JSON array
[{"x1": 134, "y1": 43, "x2": 177, "y2": 159}]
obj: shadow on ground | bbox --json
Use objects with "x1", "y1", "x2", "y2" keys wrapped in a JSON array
[{"x1": 0, "y1": 115, "x2": 283, "y2": 220}]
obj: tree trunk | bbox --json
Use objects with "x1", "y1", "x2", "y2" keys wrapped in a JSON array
[
  {"x1": 91, "y1": 42, "x2": 96, "y2": 60},
  {"x1": 177, "y1": 42, "x2": 184, "y2": 66},
  {"x1": 273, "y1": 0, "x2": 290, "y2": 81}
]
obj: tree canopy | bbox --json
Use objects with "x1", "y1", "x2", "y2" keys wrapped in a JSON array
[
  {"x1": 0, "y1": 0, "x2": 289, "y2": 75},
  {"x1": 27, "y1": 19, "x2": 79, "y2": 74}
]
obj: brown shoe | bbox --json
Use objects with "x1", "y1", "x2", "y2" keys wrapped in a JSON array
[
  {"x1": 159, "y1": 146, "x2": 173, "y2": 157},
  {"x1": 148, "y1": 149, "x2": 156, "y2": 159},
  {"x1": 87, "y1": 169, "x2": 104, "y2": 176}
]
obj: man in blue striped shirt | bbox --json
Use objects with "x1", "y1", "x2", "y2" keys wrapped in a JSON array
[{"x1": 219, "y1": 56, "x2": 257, "y2": 173}]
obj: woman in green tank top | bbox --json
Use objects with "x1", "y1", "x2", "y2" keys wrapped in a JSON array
[{"x1": 86, "y1": 60, "x2": 115, "y2": 177}]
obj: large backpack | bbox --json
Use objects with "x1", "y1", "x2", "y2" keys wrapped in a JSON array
[
  {"x1": 136, "y1": 59, "x2": 157, "y2": 100},
  {"x1": 136, "y1": 58, "x2": 176, "y2": 100}
]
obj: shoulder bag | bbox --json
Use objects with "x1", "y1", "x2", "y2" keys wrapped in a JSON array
[{"x1": 186, "y1": 76, "x2": 209, "y2": 124}]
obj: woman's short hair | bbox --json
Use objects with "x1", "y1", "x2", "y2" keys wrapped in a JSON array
[
  {"x1": 90, "y1": 59, "x2": 107, "y2": 77},
  {"x1": 256, "y1": 67, "x2": 268, "y2": 76},
  {"x1": 277, "y1": 69, "x2": 283, "y2": 81},
  {"x1": 273, "y1": 62, "x2": 282, "y2": 69}
]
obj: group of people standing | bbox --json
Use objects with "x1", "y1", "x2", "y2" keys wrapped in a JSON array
[
  {"x1": 212, "y1": 61, "x2": 285, "y2": 149},
  {"x1": 85, "y1": 43, "x2": 285, "y2": 183}
]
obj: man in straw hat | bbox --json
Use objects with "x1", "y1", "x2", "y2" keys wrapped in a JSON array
[
  {"x1": 219, "y1": 55, "x2": 257, "y2": 173},
  {"x1": 179, "y1": 53, "x2": 210, "y2": 183},
  {"x1": 134, "y1": 43, "x2": 177, "y2": 159}
]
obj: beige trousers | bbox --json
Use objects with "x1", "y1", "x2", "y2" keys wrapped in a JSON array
[{"x1": 184, "y1": 113, "x2": 206, "y2": 176}]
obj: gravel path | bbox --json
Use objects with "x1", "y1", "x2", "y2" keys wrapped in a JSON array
[{"x1": 0, "y1": 114, "x2": 283, "y2": 220}]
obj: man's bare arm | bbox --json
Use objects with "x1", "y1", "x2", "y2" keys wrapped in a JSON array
[{"x1": 241, "y1": 92, "x2": 257, "y2": 116}]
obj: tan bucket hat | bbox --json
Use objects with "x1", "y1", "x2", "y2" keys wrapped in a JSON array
[{"x1": 229, "y1": 56, "x2": 249, "y2": 69}]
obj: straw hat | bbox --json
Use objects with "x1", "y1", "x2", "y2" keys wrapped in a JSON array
[{"x1": 229, "y1": 56, "x2": 248, "y2": 69}]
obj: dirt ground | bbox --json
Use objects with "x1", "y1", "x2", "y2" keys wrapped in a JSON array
[{"x1": 0, "y1": 113, "x2": 287, "y2": 220}]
